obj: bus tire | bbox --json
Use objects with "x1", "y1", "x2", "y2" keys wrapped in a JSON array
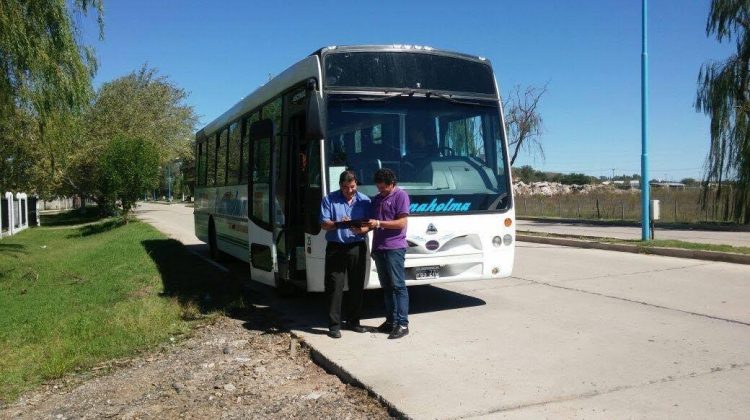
[
  {"x1": 208, "y1": 218, "x2": 220, "y2": 261},
  {"x1": 274, "y1": 275, "x2": 298, "y2": 297}
]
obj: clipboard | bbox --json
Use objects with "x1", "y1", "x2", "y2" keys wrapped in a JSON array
[{"x1": 334, "y1": 219, "x2": 369, "y2": 228}]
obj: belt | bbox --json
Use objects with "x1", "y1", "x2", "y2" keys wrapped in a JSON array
[{"x1": 327, "y1": 241, "x2": 365, "y2": 248}]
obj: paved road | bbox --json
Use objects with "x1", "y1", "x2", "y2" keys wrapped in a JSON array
[
  {"x1": 518, "y1": 219, "x2": 750, "y2": 248},
  {"x1": 136, "y1": 202, "x2": 202, "y2": 245},
  {"x1": 137, "y1": 202, "x2": 750, "y2": 419}
]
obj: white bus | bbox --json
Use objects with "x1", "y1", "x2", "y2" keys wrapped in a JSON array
[{"x1": 194, "y1": 45, "x2": 515, "y2": 292}]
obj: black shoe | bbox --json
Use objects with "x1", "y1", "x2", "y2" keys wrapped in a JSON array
[
  {"x1": 377, "y1": 321, "x2": 393, "y2": 333},
  {"x1": 328, "y1": 329, "x2": 341, "y2": 339},
  {"x1": 388, "y1": 325, "x2": 409, "y2": 339},
  {"x1": 346, "y1": 323, "x2": 367, "y2": 333}
]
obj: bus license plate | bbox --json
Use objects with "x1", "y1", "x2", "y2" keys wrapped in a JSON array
[{"x1": 415, "y1": 266, "x2": 440, "y2": 280}]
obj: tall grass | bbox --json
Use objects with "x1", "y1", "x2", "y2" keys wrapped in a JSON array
[{"x1": 515, "y1": 187, "x2": 738, "y2": 223}]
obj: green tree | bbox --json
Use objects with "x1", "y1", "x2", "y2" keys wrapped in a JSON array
[
  {"x1": 681, "y1": 177, "x2": 699, "y2": 187},
  {"x1": 69, "y1": 66, "x2": 198, "y2": 209},
  {"x1": 87, "y1": 66, "x2": 198, "y2": 163},
  {"x1": 0, "y1": 0, "x2": 103, "y2": 193},
  {"x1": 695, "y1": 0, "x2": 750, "y2": 223},
  {"x1": 559, "y1": 173, "x2": 594, "y2": 185},
  {"x1": 99, "y1": 136, "x2": 159, "y2": 219},
  {"x1": 513, "y1": 165, "x2": 536, "y2": 183}
]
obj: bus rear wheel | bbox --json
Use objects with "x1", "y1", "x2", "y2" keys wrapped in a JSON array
[{"x1": 208, "y1": 219, "x2": 220, "y2": 261}]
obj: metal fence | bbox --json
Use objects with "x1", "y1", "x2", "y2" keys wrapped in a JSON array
[
  {"x1": 39, "y1": 197, "x2": 90, "y2": 211},
  {"x1": 515, "y1": 188, "x2": 736, "y2": 223}
]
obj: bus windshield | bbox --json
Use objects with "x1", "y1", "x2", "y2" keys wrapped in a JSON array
[{"x1": 325, "y1": 95, "x2": 511, "y2": 214}]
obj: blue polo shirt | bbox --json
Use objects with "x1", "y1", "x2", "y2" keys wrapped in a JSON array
[{"x1": 319, "y1": 190, "x2": 371, "y2": 243}]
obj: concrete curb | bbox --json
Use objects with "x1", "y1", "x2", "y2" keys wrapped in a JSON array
[
  {"x1": 517, "y1": 234, "x2": 750, "y2": 265},
  {"x1": 518, "y1": 216, "x2": 750, "y2": 232},
  {"x1": 304, "y1": 344, "x2": 410, "y2": 419}
]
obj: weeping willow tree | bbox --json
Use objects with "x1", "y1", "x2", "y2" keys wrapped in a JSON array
[
  {"x1": 0, "y1": 0, "x2": 103, "y2": 194},
  {"x1": 504, "y1": 84, "x2": 547, "y2": 166},
  {"x1": 695, "y1": 0, "x2": 750, "y2": 223}
]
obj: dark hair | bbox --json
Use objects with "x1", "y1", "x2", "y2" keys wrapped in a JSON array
[
  {"x1": 373, "y1": 168, "x2": 396, "y2": 185},
  {"x1": 339, "y1": 170, "x2": 357, "y2": 185}
]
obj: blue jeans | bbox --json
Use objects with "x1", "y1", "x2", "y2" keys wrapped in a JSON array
[{"x1": 372, "y1": 248, "x2": 408, "y2": 327}]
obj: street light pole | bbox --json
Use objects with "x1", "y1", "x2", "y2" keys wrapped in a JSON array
[
  {"x1": 641, "y1": 0, "x2": 651, "y2": 240},
  {"x1": 167, "y1": 165, "x2": 172, "y2": 202}
]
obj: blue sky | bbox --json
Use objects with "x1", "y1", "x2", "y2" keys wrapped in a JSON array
[{"x1": 82, "y1": 0, "x2": 731, "y2": 180}]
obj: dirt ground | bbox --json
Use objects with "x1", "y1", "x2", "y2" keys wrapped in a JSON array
[{"x1": 0, "y1": 310, "x2": 393, "y2": 419}]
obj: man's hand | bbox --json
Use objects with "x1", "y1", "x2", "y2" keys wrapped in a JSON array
[{"x1": 351, "y1": 226, "x2": 369, "y2": 235}]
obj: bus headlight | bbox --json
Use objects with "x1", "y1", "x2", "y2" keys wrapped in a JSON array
[
  {"x1": 492, "y1": 236, "x2": 503, "y2": 247},
  {"x1": 503, "y1": 234, "x2": 513, "y2": 246}
]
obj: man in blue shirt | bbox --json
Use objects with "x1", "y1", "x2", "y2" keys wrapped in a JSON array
[{"x1": 320, "y1": 170, "x2": 372, "y2": 338}]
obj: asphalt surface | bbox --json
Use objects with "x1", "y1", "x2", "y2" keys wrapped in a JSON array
[
  {"x1": 136, "y1": 202, "x2": 750, "y2": 419},
  {"x1": 517, "y1": 219, "x2": 750, "y2": 248}
]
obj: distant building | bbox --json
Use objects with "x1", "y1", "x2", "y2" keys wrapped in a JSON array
[{"x1": 650, "y1": 182, "x2": 685, "y2": 190}]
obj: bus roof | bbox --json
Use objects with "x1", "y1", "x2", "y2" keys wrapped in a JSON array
[
  {"x1": 198, "y1": 55, "x2": 320, "y2": 138},
  {"x1": 311, "y1": 44, "x2": 492, "y2": 65},
  {"x1": 198, "y1": 45, "x2": 493, "y2": 137}
]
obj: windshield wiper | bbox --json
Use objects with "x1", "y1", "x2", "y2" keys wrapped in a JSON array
[
  {"x1": 333, "y1": 91, "x2": 413, "y2": 102},
  {"x1": 424, "y1": 91, "x2": 495, "y2": 107},
  {"x1": 333, "y1": 90, "x2": 496, "y2": 106}
]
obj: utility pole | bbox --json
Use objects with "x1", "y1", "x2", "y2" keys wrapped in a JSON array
[
  {"x1": 641, "y1": 0, "x2": 651, "y2": 240},
  {"x1": 167, "y1": 164, "x2": 173, "y2": 202}
]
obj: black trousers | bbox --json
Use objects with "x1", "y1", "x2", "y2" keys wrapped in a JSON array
[{"x1": 325, "y1": 241, "x2": 367, "y2": 330}]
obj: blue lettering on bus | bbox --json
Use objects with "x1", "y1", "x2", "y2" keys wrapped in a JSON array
[{"x1": 410, "y1": 198, "x2": 471, "y2": 213}]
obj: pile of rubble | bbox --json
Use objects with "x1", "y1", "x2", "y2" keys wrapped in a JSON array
[{"x1": 513, "y1": 181, "x2": 630, "y2": 196}]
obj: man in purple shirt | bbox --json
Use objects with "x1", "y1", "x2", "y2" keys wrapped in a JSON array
[{"x1": 366, "y1": 168, "x2": 411, "y2": 339}]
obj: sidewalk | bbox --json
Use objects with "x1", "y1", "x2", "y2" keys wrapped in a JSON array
[
  {"x1": 136, "y1": 203, "x2": 750, "y2": 419},
  {"x1": 517, "y1": 219, "x2": 750, "y2": 248},
  {"x1": 517, "y1": 219, "x2": 750, "y2": 265}
]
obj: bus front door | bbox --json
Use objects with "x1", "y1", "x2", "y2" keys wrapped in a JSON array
[{"x1": 247, "y1": 119, "x2": 277, "y2": 286}]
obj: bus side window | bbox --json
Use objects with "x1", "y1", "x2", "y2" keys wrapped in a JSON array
[
  {"x1": 206, "y1": 135, "x2": 216, "y2": 187},
  {"x1": 228, "y1": 122, "x2": 241, "y2": 185},
  {"x1": 196, "y1": 142, "x2": 204, "y2": 187},
  {"x1": 216, "y1": 129, "x2": 228, "y2": 187},
  {"x1": 243, "y1": 113, "x2": 259, "y2": 184},
  {"x1": 304, "y1": 139, "x2": 321, "y2": 235},
  {"x1": 239, "y1": 119, "x2": 248, "y2": 184},
  {"x1": 249, "y1": 119, "x2": 273, "y2": 225}
]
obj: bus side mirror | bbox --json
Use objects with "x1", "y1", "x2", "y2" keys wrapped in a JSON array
[{"x1": 306, "y1": 91, "x2": 326, "y2": 140}]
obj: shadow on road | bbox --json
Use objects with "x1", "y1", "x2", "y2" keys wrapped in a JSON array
[
  {"x1": 141, "y1": 239, "x2": 246, "y2": 315},
  {"x1": 238, "y1": 275, "x2": 486, "y2": 335},
  {"x1": 142, "y1": 238, "x2": 486, "y2": 336}
]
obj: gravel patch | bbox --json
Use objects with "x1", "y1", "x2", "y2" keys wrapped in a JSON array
[{"x1": 1, "y1": 311, "x2": 392, "y2": 419}]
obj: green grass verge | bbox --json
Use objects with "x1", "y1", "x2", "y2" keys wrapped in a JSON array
[
  {"x1": 518, "y1": 230, "x2": 750, "y2": 255},
  {"x1": 633, "y1": 239, "x2": 750, "y2": 255},
  {"x1": 0, "y1": 212, "x2": 244, "y2": 402}
]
